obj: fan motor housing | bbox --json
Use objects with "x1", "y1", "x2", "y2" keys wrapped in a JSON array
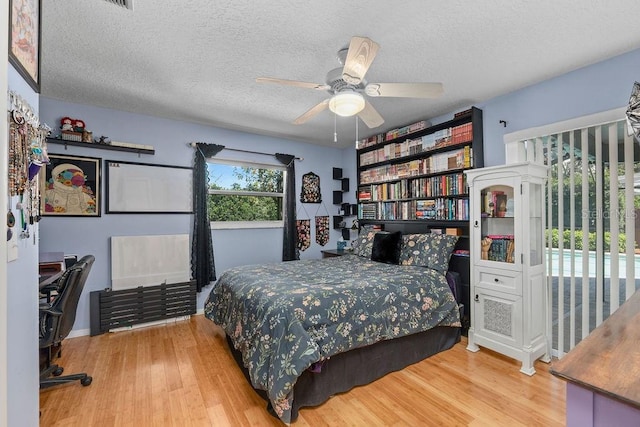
[{"x1": 325, "y1": 67, "x2": 366, "y2": 95}]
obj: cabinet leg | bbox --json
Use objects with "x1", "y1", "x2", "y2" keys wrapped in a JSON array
[
  {"x1": 520, "y1": 353, "x2": 536, "y2": 376},
  {"x1": 466, "y1": 329, "x2": 479, "y2": 352}
]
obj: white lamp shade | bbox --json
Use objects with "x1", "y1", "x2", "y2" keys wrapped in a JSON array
[{"x1": 329, "y1": 92, "x2": 365, "y2": 117}]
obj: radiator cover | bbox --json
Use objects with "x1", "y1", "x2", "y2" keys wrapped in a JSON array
[{"x1": 90, "y1": 280, "x2": 197, "y2": 336}]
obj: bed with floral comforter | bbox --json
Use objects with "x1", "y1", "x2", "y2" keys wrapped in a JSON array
[{"x1": 204, "y1": 254, "x2": 461, "y2": 424}]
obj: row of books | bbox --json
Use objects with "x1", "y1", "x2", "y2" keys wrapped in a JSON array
[
  {"x1": 359, "y1": 124, "x2": 474, "y2": 167},
  {"x1": 359, "y1": 146, "x2": 473, "y2": 184},
  {"x1": 485, "y1": 235, "x2": 515, "y2": 263},
  {"x1": 357, "y1": 172, "x2": 468, "y2": 201},
  {"x1": 358, "y1": 198, "x2": 469, "y2": 221},
  {"x1": 415, "y1": 198, "x2": 469, "y2": 221},
  {"x1": 356, "y1": 120, "x2": 473, "y2": 151},
  {"x1": 356, "y1": 120, "x2": 429, "y2": 149}
]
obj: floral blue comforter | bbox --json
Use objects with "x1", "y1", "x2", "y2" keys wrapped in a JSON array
[{"x1": 204, "y1": 254, "x2": 460, "y2": 423}]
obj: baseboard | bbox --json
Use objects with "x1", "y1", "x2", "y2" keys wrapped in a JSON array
[{"x1": 69, "y1": 311, "x2": 205, "y2": 339}]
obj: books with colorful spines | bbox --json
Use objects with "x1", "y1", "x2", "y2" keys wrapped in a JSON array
[{"x1": 415, "y1": 200, "x2": 436, "y2": 219}]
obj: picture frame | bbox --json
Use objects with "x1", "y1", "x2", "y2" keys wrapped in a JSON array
[
  {"x1": 9, "y1": 0, "x2": 41, "y2": 93},
  {"x1": 40, "y1": 154, "x2": 101, "y2": 217}
]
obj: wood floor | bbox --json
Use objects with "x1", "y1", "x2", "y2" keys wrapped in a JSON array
[{"x1": 40, "y1": 315, "x2": 566, "y2": 426}]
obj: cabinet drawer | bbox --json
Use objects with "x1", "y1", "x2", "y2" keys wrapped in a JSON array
[{"x1": 476, "y1": 269, "x2": 521, "y2": 295}]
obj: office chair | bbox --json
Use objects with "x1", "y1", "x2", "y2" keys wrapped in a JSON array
[{"x1": 39, "y1": 255, "x2": 95, "y2": 389}]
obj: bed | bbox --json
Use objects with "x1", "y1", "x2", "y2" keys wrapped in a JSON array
[{"x1": 204, "y1": 230, "x2": 464, "y2": 424}]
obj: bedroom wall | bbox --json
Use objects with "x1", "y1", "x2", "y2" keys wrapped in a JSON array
[
  {"x1": 430, "y1": 47, "x2": 640, "y2": 166},
  {"x1": 38, "y1": 98, "x2": 353, "y2": 335},
  {"x1": 6, "y1": 65, "x2": 41, "y2": 427}
]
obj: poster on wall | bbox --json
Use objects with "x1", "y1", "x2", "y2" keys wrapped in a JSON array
[
  {"x1": 9, "y1": 0, "x2": 41, "y2": 93},
  {"x1": 40, "y1": 154, "x2": 101, "y2": 217}
]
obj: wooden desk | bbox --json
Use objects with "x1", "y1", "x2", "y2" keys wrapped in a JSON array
[
  {"x1": 39, "y1": 270, "x2": 63, "y2": 290},
  {"x1": 551, "y1": 290, "x2": 640, "y2": 426}
]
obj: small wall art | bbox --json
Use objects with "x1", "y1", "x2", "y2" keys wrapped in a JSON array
[{"x1": 40, "y1": 154, "x2": 101, "y2": 217}]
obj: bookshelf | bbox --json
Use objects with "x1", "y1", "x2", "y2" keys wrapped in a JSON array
[
  {"x1": 356, "y1": 107, "x2": 484, "y2": 329},
  {"x1": 356, "y1": 107, "x2": 483, "y2": 227}
]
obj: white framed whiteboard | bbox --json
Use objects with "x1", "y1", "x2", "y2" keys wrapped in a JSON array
[
  {"x1": 110, "y1": 234, "x2": 191, "y2": 290},
  {"x1": 106, "y1": 160, "x2": 193, "y2": 213}
]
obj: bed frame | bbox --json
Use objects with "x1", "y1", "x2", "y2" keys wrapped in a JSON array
[{"x1": 227, "y1": 222, "x2": 468, "y2": 420}]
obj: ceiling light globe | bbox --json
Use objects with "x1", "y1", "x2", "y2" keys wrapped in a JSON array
[{"x1": 329, "y1": 92, "x2": 365, "y2": 117}]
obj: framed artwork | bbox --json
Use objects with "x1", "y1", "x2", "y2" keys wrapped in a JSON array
[
  {"x1": 9, "y1": 0, "x2": 41, "y2": 93},
  {"x1": 41, "y1": 154, "x2": 101, "y2": 217}
]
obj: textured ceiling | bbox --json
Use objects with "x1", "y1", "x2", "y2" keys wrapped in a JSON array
[{"x1": 41, "y1": 0, "x2": 640, "y2": 147}]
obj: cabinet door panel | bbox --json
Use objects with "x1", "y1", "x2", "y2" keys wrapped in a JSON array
[{"x1": 473, "y1": 289, "x2": 522, "y2": 348}]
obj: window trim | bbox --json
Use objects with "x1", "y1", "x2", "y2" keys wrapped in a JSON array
[{"x1": 207, "y1": 158, "x2": 286, "y2": 228}]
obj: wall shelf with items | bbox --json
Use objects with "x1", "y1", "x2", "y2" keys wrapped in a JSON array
[
  {"x1": 332, "y1": 167, "x2": 356, "y2": 240},
  {"x1": 46, "y1": 137, "x2": 155, "y2": 155}
]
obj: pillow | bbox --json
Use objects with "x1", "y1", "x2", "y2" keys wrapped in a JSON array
[
  {"x1": 399, "y1": 233, "x2": 459, "y2": 273},
  {"x1": 371, "y1": 231, "x2": 402, "y2": 264},
  {"x1": 353, "y1": 230, "x2": 382, "y2": 258}
]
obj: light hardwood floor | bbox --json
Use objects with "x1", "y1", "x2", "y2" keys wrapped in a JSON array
[{"x1": 40, "y1": 316, "x2": 566, "y2": 426}]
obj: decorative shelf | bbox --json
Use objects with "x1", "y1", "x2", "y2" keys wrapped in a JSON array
[{"x1": 46, "y1": 138, "x2": 155, "y2": 155}]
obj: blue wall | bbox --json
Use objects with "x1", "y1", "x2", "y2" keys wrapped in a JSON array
[
  {"x1": 432, "y1": 48, "x2": 640, "y2": 166},
  {"x1": 7, "y1": 64, "x2": 40, "y2": 427},
  {"x1": 38, "y1": 98, "x2": 355, "y2": 333}
]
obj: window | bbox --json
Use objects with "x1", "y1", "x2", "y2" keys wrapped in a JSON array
[{"x1": 207, "y1": 159, "x2": 285, "y2": 229}]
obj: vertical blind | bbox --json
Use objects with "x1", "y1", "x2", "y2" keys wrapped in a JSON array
[{"x1": 514, "y1": 118, "x2": 639, "y2": 357}]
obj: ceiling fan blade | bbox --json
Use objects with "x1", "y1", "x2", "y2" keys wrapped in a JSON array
[
  {"x1": 256, "y1": 77, "x2": 330, "y2": 91},
  {"x1": 365, "y1": 82, "x2": 444, "y2": 98},
  {"x1": 342, "y1": 36, "x2": 380, "y2": 86},
  {"x1": 357, "y1": 101, "x2": 384, "y2": 128},
  {"x1": 293, "y1": 99, "x2": 330, "y2": 124}
]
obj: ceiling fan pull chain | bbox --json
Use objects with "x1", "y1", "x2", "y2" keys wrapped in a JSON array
[
  {"x1": 333, "y1": 113, "x2": 337, "y2": 143},
  {"x1": 355, "y1": 115, "x2": 359, "y2": 146}
]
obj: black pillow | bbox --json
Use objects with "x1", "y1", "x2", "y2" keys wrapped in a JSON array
[{"x1": 371, "y1": 231, "x2": 402, "y2": 264}]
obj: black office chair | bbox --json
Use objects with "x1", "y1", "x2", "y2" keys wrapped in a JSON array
[{"x1": 39, "y1": 255, "x2": 95, "y2": 389}]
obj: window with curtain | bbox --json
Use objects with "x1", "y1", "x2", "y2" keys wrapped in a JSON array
[{"x1": 207, "y1": 159, "x2": 285, "y2": 229}]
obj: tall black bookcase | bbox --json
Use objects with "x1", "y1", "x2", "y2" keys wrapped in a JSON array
[{"x1": 355, "y1": 106, "x2": 484, "y2": 328}]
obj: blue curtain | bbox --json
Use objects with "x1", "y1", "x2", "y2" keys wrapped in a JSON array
[
  {"x1": 275, "y1": 154, "x2": 298, "y2": 261},
  {"x1": 191, "y1": 143, "x2": 224, "y2": 292}
]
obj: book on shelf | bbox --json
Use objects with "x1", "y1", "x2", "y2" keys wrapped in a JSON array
[{"x1": 485, "y1": 235, "x2": 515, "y2": 263}]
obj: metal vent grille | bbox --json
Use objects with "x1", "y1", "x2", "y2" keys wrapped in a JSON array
[{"x1": 104, "y1": 0, "x2": 134, "y2": 10}]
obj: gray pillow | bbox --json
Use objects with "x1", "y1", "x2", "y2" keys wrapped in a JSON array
[
  {"x1": 354, "y1": 230, "x2": 387, "y2": 258},
  {"x1": 399, "y1": 233, "x2": 459, "y2": 273}
]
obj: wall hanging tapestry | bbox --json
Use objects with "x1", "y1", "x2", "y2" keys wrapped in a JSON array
[
  {"x1": 296, "y1": 219, "x2": 311, "y2": 251},
  {"x1": 314, "y1": 201, "x2": 330, "y2": 246},
  {"x1": 300, "y1": 171, "x2": 321, "y2": 203},
  {"x1": 315, "y1": 216, "x2": 329, "y2": 246}
]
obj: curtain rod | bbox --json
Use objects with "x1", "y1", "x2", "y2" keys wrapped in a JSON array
[{"x1": 187, "y1": 142, "x2": 303, "y2": 161}]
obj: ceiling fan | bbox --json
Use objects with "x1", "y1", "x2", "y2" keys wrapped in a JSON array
[{"x1": 256, "y1": 36, "x2": 444, "y2": 129}]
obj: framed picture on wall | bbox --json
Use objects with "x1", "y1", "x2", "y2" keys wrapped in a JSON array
[
  {"x1": 8, "y1": 0, "x2": 41, "y2": 93},
  {"x1": 40, "y1": 154, "x2": 101, "y2": 217}
]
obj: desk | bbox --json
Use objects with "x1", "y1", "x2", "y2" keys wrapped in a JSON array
[
  {"x1": 39, "y1": 270, "x2": 63, "y2": 290},
  {"x1": 39, "y1": 252, "x2": 65, "y2": 293},
  {"x1": 551, "y1": 290, "x2": 640, "y2": 426}
]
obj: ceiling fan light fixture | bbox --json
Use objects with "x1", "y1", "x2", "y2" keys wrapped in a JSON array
[{"x1": 329, "y1": 92, "x2": 365, "y2": 117}]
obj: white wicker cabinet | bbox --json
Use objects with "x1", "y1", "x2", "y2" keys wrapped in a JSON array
[{"x1": 464, "y1": 162, "x2": 549, "y2": 375}]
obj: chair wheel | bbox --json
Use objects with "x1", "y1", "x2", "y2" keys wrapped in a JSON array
[
  {"x1": 53, "y1": 367, "x2": 64, "y2": 376},
  {"x1": 81, "y1": 376, "x2": 92, "y2": 386}
]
